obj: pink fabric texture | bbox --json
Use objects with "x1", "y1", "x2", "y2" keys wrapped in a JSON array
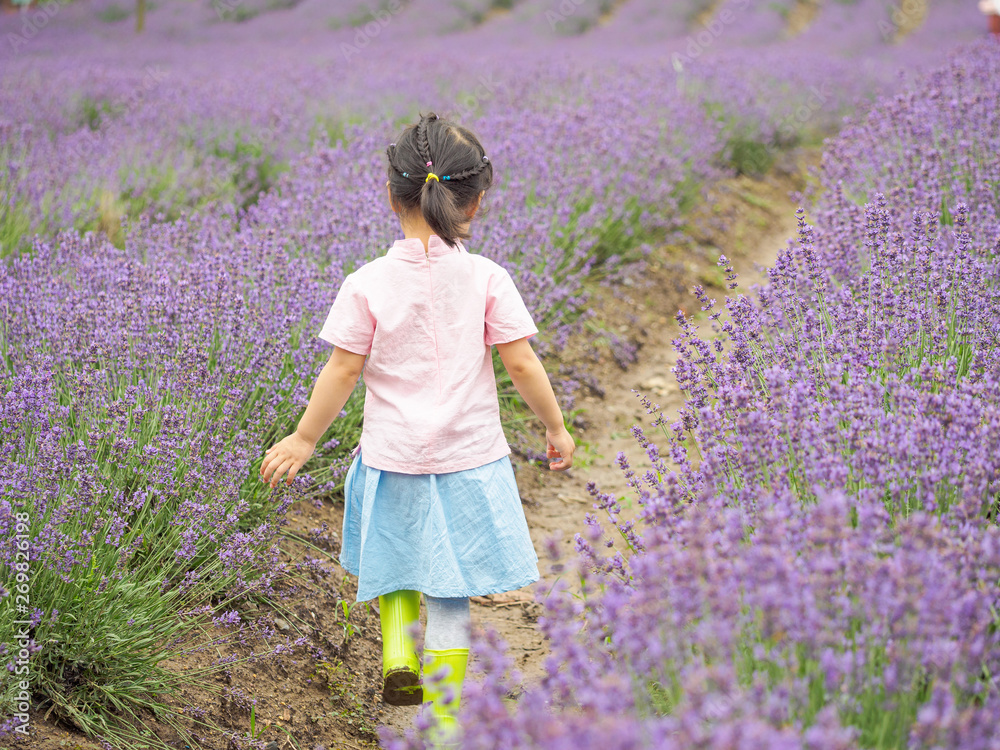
[{"x1": 318, "y1": 234, "x2": 538, "y2": 474}]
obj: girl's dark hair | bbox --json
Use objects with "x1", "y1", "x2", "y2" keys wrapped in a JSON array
[{"x1": 386, "y1": 112, "x2": 493, "y2": 248}]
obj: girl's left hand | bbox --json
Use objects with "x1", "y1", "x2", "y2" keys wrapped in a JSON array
[{"x1": 260, "y1": 431, "x2": 316, "y2": 488}]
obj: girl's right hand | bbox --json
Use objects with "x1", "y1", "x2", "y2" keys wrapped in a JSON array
[
  {"x1": 260, "y1": 431, "x2": 316, "y2": 488},
  {"x1": 546, "y1": 427, "x2": 575, "y2": 471}
]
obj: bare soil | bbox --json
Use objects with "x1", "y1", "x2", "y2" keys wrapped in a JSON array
[{"x1": 17, "y1": 157, "x2": 811, "y2": 750}]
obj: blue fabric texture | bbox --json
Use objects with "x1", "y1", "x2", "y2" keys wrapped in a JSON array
[{"x1": 340, "y1": 451, "x2": 539, "y2": 602}]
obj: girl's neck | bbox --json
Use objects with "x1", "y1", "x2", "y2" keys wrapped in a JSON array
[
  {"x1": 399, "y1": 215, "x2": 435, "y2": 254},
  {"x1": 398, "y1": 214, "x2": 472, "y2": 254}
]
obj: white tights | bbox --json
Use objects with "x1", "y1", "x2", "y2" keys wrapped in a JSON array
[{"x1": 423, "y1": 595, "x2": 470, "y2": 651}]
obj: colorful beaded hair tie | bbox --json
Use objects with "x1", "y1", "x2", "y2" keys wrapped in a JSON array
[{"x1": 396, "y1": 152, "x2": 489, "y2": 182}]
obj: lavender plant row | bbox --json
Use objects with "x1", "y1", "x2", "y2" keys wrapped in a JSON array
[
  {"x1": 0, "y1": 0, "x2": 992, "y2": 745},
  {"x1": 0, "y1": 0, "x2": 976, "y2": 258},
  {"x1": 384, "y1": 39, "x2": 1000, "y2": 750}
]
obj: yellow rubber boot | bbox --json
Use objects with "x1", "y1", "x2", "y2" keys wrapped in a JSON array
[
  {"x1": 422, "y1": 647, "x2": 469, "y2": 747},
  {"x1": 379, "y1": 590, "x2": 423, "y2": 705}
]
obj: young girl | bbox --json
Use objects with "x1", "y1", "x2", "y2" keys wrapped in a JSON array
[{"x1": 259, "y1": 112, "x2": 575, "y2": 742}]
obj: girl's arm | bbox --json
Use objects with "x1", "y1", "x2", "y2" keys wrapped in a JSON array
[
  {"x1": 260, "y1": 346, "x2": 367, "y2": 488},
  {"x1": 495, "y1": 337, "x2": 575, "y2": 470}
]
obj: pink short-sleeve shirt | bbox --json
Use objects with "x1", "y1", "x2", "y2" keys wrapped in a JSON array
[{"x1": 318, "y1": 234, "x2": 538, "y2": 475}]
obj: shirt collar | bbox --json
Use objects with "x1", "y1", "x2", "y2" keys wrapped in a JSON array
[{"x1": 387, "y1": 234, "x2": 465, "y2": 259}]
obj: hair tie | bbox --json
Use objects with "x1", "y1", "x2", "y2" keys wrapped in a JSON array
[
  {"x1": 482, "y1": 155, "x2": 489, "y2": 163},
  {"x1": 425, "y1": 172, "x2": 440, "y2": 183},
  {"x1": 426, "y1": 160, "x2": 433, "y2": 168}
]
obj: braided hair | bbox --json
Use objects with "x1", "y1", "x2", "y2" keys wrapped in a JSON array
[{"x1": 386, "y1": 112, "x2": 494, "y2": 248}]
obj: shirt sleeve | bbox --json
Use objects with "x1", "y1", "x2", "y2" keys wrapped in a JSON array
[
  {"x1": 318, "y1": 274, "x2": 375, "y2": 356},
  {"x1": 484, "y1": 267, "x2": 539, "y2": 346}
]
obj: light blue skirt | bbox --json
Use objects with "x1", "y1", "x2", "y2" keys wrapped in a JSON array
[{"x1": 340, "y1": 450, "x2": 540, "y2": 602}]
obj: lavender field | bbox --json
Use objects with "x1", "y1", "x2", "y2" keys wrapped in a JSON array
[{"x1": 1, "y1": 1, "x2": 999, "y2": 748}]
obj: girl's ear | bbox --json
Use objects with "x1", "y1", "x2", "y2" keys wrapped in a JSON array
[
  {"x1": 386, "y1": 182, "x2": 399, "y2": 214},
  {"x1": 467, "y1": 190, "x2": 485, "y2": 218}
]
